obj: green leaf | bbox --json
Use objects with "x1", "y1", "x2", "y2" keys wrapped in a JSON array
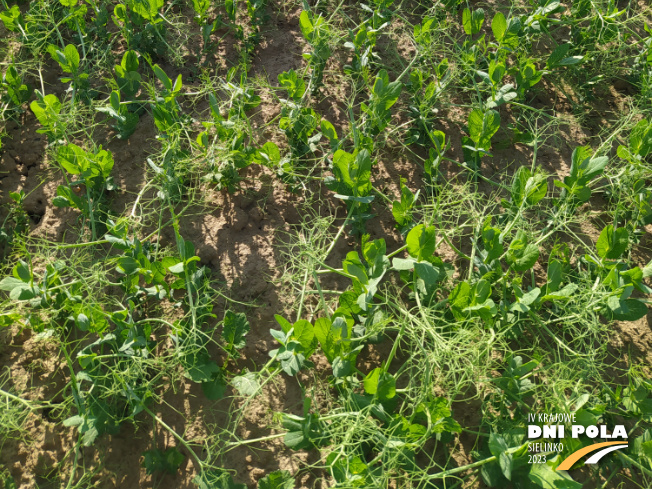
[
  {"x1": 256, "y1": 142, "x2": 281, "y2": 167},
  {"x1": 116, "y1": 256, "x2": 140, "y2": 275},
  {"x1": 583, "y1": 156, "x2": 609, "y2": 181},
  {"x1": 153, "y1": 64, "x2": 172, "y2": 91},
  {"x1": 75, "y1": 313, "x2": 90, "y2": 331},
  {"x1": 202, "y1": 376, "x2": 227, "y2": 400},
  {"x1": 331, "y1": 149, "x2": 373, "y2": 198},
  {"x1": 332, "y1": 356, "x2": 352, "y2": 378},
  {"x1": 4, "y1": 65, "x2": 32, "y2": 105},
  {"x1": 629, "y1": 119, "x2": 652, "y2": 157},
  {"x1": 291, "y1": 319, "x2": 315, "y2": 350},
  {"x1": 642, "y1": 440, "x2": 652, "y2": 459},
  {"x1": 362, "y1": 237, "x2": 387, "y2": 273},
  {"x1": 63, "y1": 415, "x2": 84, "y2": 427},
  {"x1": 0, "y1": 277, "x2": 28, "y2": 291},
  {"x1": 116, "y1": 53, "x2": 141, "y2": 98},
  {"x1": 277, "y1": 342, "x2": 305, "y2": 376},
  {"x1": 343, "y1": 251, "x2": 368, "y2": 285},
  {"x1": 168, "y1": 261, "x2": 185, "y2": 274},
  {"x1": 54, "y1": 185, "x2": 84, "y2": 210},
  {"x1": 547, "y1": 259, "x2": 562, "y2": 292},
  {"x1": 449, "y1": 281, "x2": 471, "y2": 311},
  {"x1": 173, "y1": 74, "x2": 182, "y2": 93},
  {"x1": 192, "y1": 0, "x2": 209, "y2": 16},
  {"x1": 225, "y1": 0, "x2": 236, "y2": 22},
  {"x1": 562, "y1": 147, "x2": 608, "y2": 204},
  {"x1": 113, "y1": 4, "x2": 127, "y2": 22},
  {"x1": 482, "y1": 217, "x2": 503, "y2": 263},
  {"x1": 558, "y1": 56, "x2": 583, "y2": 66},
  {"x1": 122, "y1": 49, "x2": 139, "y2": 72},
  {"x1": 314, "y1": 317, "x2": 336, "y2": 362},
  {"x1": 372, "y1": 69, "x2": 402, "y2": 110},
  {"x1": 392, "y1": 257, "x2": 416, "y2": 270},
  {"x1": 0, "y1": 277, "x2": 37, "y2": 301},
  {"x1": 462, "y1": 8, "x2": 485, "y2": 35},
  {"x1": 258, "y1": 470, "x2": 295, "y2": 489},
  {"x1": 30, "y1": 94, "x2": 62, "y2": 129},
  {"x1": 415, "y1": 398, "x2": 461, "y2": 434},
  {"x1": 184, "y1": 360, "x2": 221, "y2": 383},
  {"x1": 94, "y1": 149, "x2": 114, "y2": 178},
  {"x1": 489, "y1": 61, "x2": 506, "y2": 85},
  {"x1": 596, "y1": 225, "x2": 628, "y2": 260},
  {"x1": 392, "y1": 179, "x2": 417, "y2": 229},
  {"x1": 0, "y1": 313, "x2": 20, "y2": 328},
  {"x1": 569, "y1": 145, "x2": 592, "y2": 178},
  {"x1": 547, "y1": 43, "x2": 571, "y2": 68},
  {"x1": 363, "y1": 368, "x2": 396, "y2": 401},
  {"x1": 320, "y1": 120, "x2": 338, "y2": 142},
  {"x1": 278, "y1": 69, "x2": 306, "y2": 101},
  {"x1": 129, "y1": 0, "x2": 164, "y2": 21},
  {"x1": 64, "y1": 44, "x2": 80, "y2": 73},
  {"x1": 281, "y1": 410, "x2": 329, "y2": 451},
  {"x1": 486, "y1": 84, "x2": 517, "y2": 109},
  {"x1": 314, "y1": 317, "x2": 347, "y2": 362},
  {"x1": 406, "y1": 224, "x2": 437, "y2": 261},
  {"x1": 232, "y1": 372, "x2": 260, "y2": 396},
  {"x1": 498, "y1": 451, "x2": 513, "y2": 480},
  {"x1": 283, "y1": 430, "x2": 305, "y2": 449},
  {"x1": 415, "y1": 261, "x2": 440, "y2": 288},
  {"x1": 142, "y1": 447, "x2": 185, "y2": 475},
  {"x1": 511, "y1": 167, "x2": 547, "y2": 206},
  {"x1": 0, "y1": 5, "x2": 23, "y2": 32},
  {"x1": 299, "y1": 11, "x2": 314, "y2": 41},
  {"x1": 275, "y1": 314, "x2": 293, "y2": 334},
  {"x1": 519, "y1": 287, "x2": 541, "y2": 306},
  {"x1": 515, "y1": 60, "x2": 543, "y2": 91},
  {"x1": 222, "y1": 310, "x2": 249, "y2": 350},
  {"x1": 528, "y1": 456, "x2": 582, "y2": 489},
  {"x1": 541, "y1": 283, "x2": 578, "y2": 302},
  {"x1": 606, "y1": 296, "x2": 648, "y2": 321},
  {"x1": 57, "y1": 144, "x2": 85, "y2": 175},
  {"x1": 491, "y1": 12, "x2": 506, "y2": 41},
  {"x1": 468, "y1": 109, "x2": 500, "y2": 148},
  {"x1": 488, "y1": 433, "x2": 509, "y2": 458},
  {"x1": 507, "y1": 237, "x2": 539, "y2": 272},
  {"x1": 12, "y1": 261, "x2": 30, "y2": 283},
  {"x1": 52, "y1": 195, "x2": 71, "y2": 208}
]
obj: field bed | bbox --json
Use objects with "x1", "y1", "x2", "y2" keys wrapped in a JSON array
[{"x1": 0, "y1": 0, "x2": 651, "y2": 488}]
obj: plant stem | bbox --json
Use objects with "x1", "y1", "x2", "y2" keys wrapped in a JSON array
[
  {"x1": 225, "y1": 431, "x2": 286, "y2": 447},
  {"x1": 617, "y1": 451, "x2": 652, "y2": 478},
  {"x1": 142, "y1": 404, "x2": 204, "y2": 470},
  {"x1": 426, "y1": 443, "x2": 529, "y2": 479},
  {"x1": 0, "y1": 388, "x2": 45, "y2": 410},
  {"x1": 64, "y1": 435, "x2": 82, "y2": 489}
]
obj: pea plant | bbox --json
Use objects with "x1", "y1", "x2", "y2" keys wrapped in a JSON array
[
  {"x1": 298, "y1": 9, "x2": 331, "y2": 94},
  {"x1": 48, "y1": 43, "x2": 94, "y2": 103},
  {"x1": 196, "y1": 75, "x2": 262, "y2": 191},
  {"x1": 462, "y1": 108, "x2": 501, "y2": 171},
  {"x1": 1, "y1": 64, "x2": 32, "y2": 113},
  {"x1": 52, "y1": 143, "x2": 116, "y2": 239},
  {"x1": 30, "y1": 93, "x2": 66, "y2": 143},
  {"x1": 324, "y1": 149, "x2": 374, "y2": 234}
]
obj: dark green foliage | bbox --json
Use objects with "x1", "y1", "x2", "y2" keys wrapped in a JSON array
[{"x1": 141, "y1": 447, "x2": 185, "y2": 475}]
